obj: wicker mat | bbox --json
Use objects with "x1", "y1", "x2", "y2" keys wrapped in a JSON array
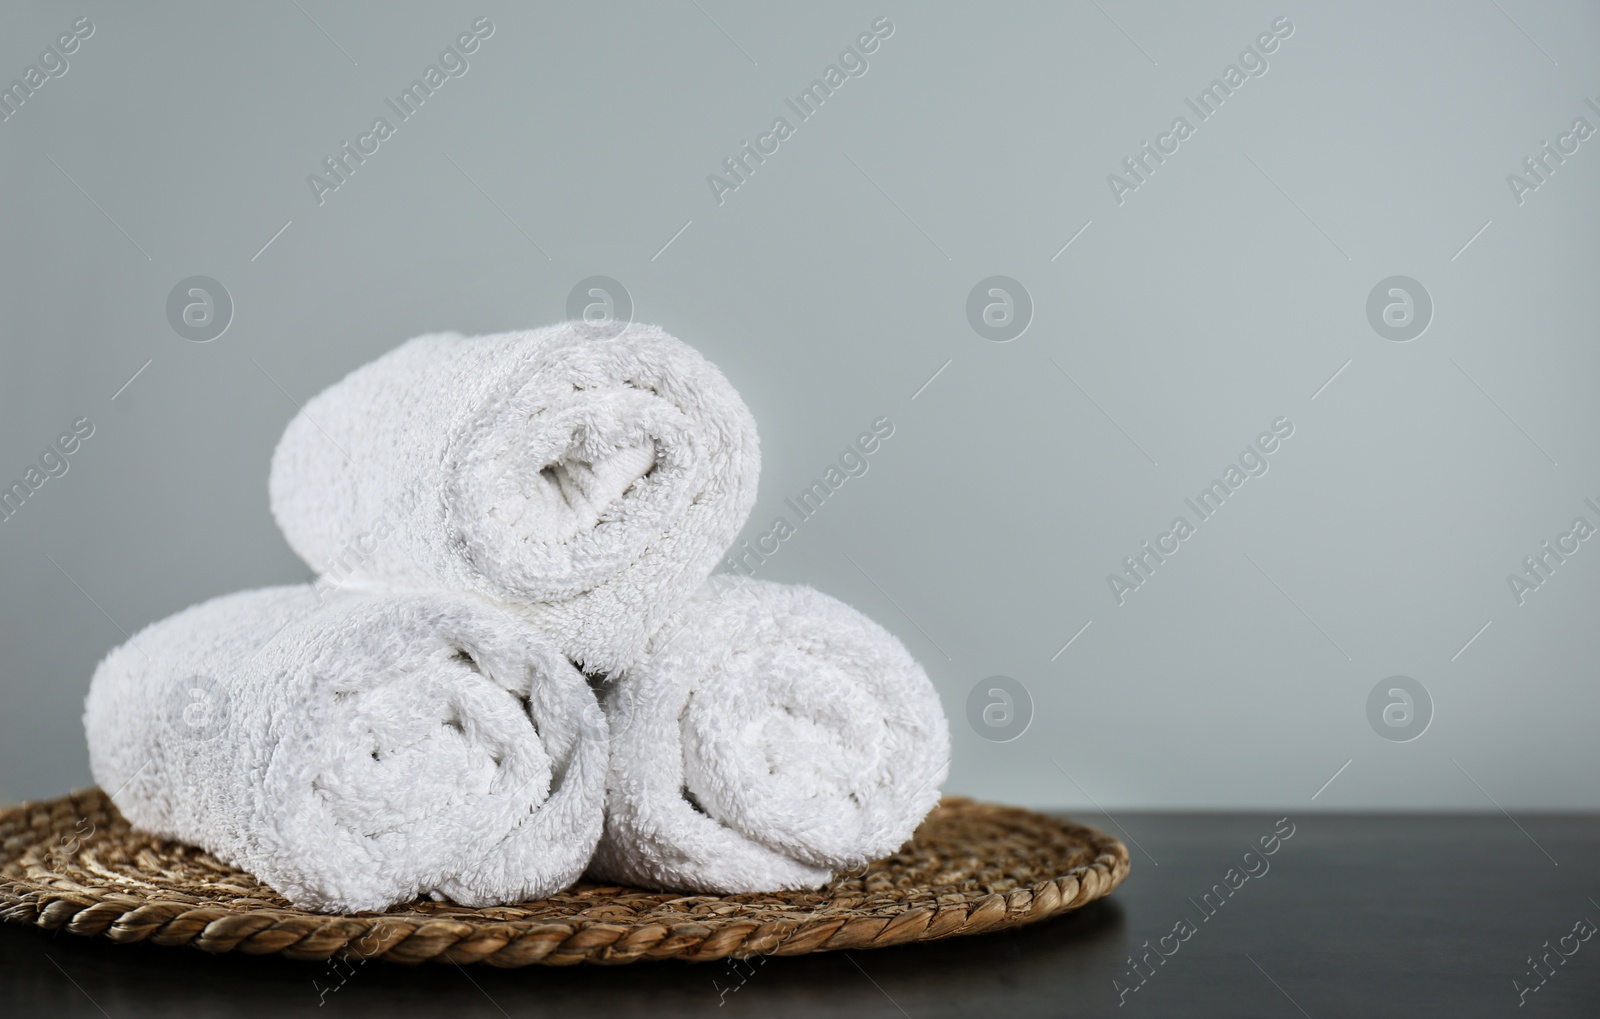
[{"x1": 0, "y1": 788, "x2": 1129, "y2": 966}]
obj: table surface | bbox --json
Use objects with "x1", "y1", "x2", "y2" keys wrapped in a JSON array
[{"x1": 3, "y1": 812, "x2": 1598, "y2": 1018}]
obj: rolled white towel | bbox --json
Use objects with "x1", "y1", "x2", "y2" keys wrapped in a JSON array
[
  {"x1": 269, "y1": 323, "x2": 760, "y2": 676},
  {"x1": 83, "y1": 585, "x2": 607, "y2": 913},
  {"x1": 587, "y1": 578, "x2": 950, "y2": 893}
]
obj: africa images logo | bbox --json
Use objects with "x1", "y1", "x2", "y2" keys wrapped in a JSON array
[
  {"x1": 0, "y1": 17, "x2": 94, "y2": 125},
  {"x1": 705, "y1": 17, "x2": 894, "y2": 206},
  {"x1": 306, "y1": 18, "x2": 495, "y2": 206}
]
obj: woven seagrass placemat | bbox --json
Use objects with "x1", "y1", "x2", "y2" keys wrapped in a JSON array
[{"x1": 0, "y1": 789, "x2": 1129, "y2": 967}]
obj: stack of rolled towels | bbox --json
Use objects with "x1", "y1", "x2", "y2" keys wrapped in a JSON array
[{"x1": 83, "y1": 322, "x2": 950, "y2": 913}]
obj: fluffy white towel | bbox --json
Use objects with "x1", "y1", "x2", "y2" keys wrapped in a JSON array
[
  {"x1": 83, "y1": 585, "x2": 607, "y2": 913},
  {"x1": 587, "y1": 577, "x2": 950, "y2": 893},
  {"x1": 269, "y1": 322, "x2": 760, "y2": 676}
]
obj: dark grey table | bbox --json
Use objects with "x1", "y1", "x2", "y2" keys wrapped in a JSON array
[{"x1": 4, "y1": 813, "x2": 1598, "y2": 1017}]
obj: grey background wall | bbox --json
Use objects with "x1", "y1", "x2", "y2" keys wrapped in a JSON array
[{"x1": 2, "y1": 1, "x2": 1597, "y2": 813}]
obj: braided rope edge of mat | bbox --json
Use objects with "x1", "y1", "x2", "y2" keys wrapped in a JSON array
[{"x1": 0, "y1": 790, "x2": 1130, "y2": 967}]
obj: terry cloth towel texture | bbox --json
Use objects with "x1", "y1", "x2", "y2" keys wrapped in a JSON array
[
  {"x1": 586, "y1": 577, "x2": 951, "y2": 894},
  {"x1": 83, "y1": 585, "x2": 608, "y2": 913},
  {"x1": 268, "y1": 322, "x2": 761, "y2": 676}
]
